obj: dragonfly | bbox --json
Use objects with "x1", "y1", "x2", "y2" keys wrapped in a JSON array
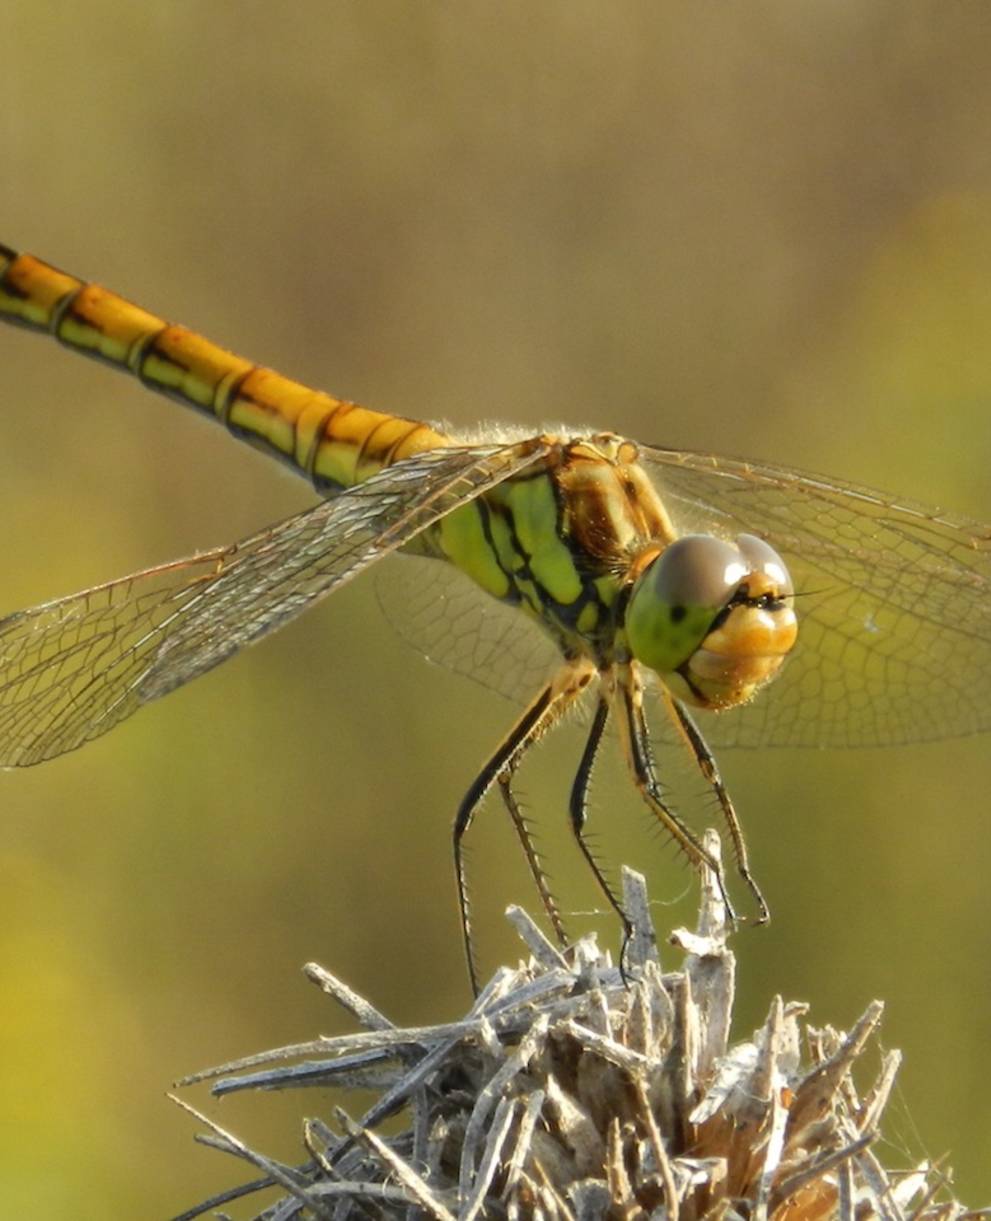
[{"x1": 3, "y1": 244, "x2": 991, "y2": 991}]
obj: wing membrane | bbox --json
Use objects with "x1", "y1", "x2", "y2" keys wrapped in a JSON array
[
  {"x1": 0, "y1": 440, "x2": 547, "y2": 766},
  {"x1": 375, "y1": 555, "x2": 560, "y2": 705},
  {"x1": 641, "y1": 445, "x2": 991, "y2": 747}
]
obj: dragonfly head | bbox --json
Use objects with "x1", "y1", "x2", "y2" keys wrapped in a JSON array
[{"x1": 625, "y1": 533, "x2": 797, "y2": 710}]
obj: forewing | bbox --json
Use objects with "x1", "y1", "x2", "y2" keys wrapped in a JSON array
[
  {"x1": 640, "y1": 445, "x2": 991, "y2": 747},
  {"x1": 0, "y1": 440, "x2": 548, "y2": 766}
]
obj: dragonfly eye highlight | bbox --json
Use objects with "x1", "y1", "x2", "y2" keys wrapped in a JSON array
[{"x1": 625, "y1": 533, "x2": 797, "y2": 710}]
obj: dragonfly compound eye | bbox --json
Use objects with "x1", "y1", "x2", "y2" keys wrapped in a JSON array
[{"x1": 626, "y1": 533, "x2": 798, "y2": 710}]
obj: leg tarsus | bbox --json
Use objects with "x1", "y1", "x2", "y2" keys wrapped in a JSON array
[
  {"x1": 666, "y1": 694, "x2": 769, "y2": 925},
  {"x1": 453, "y1": 668, "x2": 589, "y2": 994},
  {"x1": 617, "y1": 669, "x2": 739, "y2": 926},
  {"x1": 568, "y1": 695, "x2": 636, "y2": 962},
  {"x1": 453, "y1": 793, "x2": 482, "y2": 996},
  {"x1": 498, "y1": 771, "x2": 568, "y2": 947}
]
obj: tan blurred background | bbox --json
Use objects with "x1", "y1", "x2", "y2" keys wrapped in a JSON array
[{"x1": 3, "y1": 2, "x2": 991, "y2": 1213}]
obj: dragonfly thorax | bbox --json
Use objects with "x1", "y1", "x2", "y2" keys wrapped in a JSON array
[
  {"x1": 429, "y1": 434, "x2": 683, "y2": 657},
  {"x1": 624, "y1": 533, "x2": 797, "y2": 711}
]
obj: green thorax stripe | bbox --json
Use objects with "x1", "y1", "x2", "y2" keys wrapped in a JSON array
[{"x1": 426, "y1": 462, "x2": 623, "y2": 646}]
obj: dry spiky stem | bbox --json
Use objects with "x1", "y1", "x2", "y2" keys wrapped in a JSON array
[{"x1": 173, "y1": 834, "x2": 967, "y2": 1221}]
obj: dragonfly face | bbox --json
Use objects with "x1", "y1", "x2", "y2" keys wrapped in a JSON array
[
  {"x1": 3, "y1": 243, "x2": 991, "y2": 994},
  {"x1": 625, "y1": 532, "x2": 798, "y2": 711}
]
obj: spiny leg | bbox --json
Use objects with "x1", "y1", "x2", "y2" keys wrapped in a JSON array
[
  {"x1": 454, "y1": 668, "x2": 588, "y2": 994},
  {"x1": 497, "y1": 775, "x2": 568, "y2": 948},
  {"x1": 567, "y1": 694, "x2": 634, "y2": 943},
  {"x1": 615, "y1": 666, "x2": 738, "y2": 924},
  {"x1": 663, "y1": 690, "x2": 769, "y2": 924}
]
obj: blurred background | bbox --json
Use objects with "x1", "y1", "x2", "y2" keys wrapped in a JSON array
[{"x1": 3, "y1": 2, "x2": 991, "y2": 1213}]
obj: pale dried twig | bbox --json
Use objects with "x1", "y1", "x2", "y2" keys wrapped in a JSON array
[{"x1": 173, "y1": 847, "x2": 967, "y2": 1220}]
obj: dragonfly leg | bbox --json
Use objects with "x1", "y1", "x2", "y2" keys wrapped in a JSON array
[
  {"x1": 454, "y1": 666, "x2": 589, "y2": 994},
  {"x1": 663, "y1": 691, "x2": 770, "y2": 924},
  {"x1": 567, "y1": 694, "x2": 634, "y2": 948},
  {"x1": 497, "y1": 774, "x2": 568, "y2": 948},
  {"x1": 615, "y1": 666, "x2": 738, "y2": 925}
]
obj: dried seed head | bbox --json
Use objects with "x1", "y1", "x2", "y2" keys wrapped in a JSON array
[{"x1": 175, "y1": 846, "x2": 963, "y2": 1220}]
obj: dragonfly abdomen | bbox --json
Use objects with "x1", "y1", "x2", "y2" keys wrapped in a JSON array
[{"x1": 0, "y1": 245, "x2": 448, "y2": 493}]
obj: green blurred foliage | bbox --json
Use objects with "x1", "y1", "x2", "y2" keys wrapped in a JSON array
[{"x1": 2, "y1": 1, "x2": 991, "y2": 1212}]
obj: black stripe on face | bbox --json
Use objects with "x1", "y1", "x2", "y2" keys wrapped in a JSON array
[{"x1": 676, "y1": 663, "x2": 707, "y2": 704}]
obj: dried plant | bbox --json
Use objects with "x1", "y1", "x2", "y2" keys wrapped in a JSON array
[{"x1": 172, "y1": 834, "x2": 969, "y2": 1220}]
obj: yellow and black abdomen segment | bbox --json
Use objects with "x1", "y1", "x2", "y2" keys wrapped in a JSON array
[{"x1": 0, "y1": 244, "x2": 449, "y2": 492}]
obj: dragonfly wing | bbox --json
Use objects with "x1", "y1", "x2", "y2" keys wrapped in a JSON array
[
  {"x1": 640, "y1": 445, "x2": 991, "y2": 748},
  {"x1": 0, "y1": 439, "x2": 548, "y2": 766},
  {"x1": 375, "y1": 554, "x2": 560, "y2": 705}
]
